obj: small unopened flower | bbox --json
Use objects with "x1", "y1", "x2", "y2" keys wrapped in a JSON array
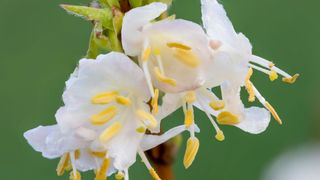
[
  {"x1": 24, "y1": 52, "x2": 195, "y2": 180},
  {"x1": 122, "y1": 2, "x2": 213, "y2": 95}
]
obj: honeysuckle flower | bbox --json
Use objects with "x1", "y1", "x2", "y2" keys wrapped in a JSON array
[
  {"x1": 24, "y1": 52, "x2": 197, "y2": 180},
  {"x1": 122, "y1": 2, "x2": 213, "y2": 95},
  {"x1": 152, "y1": 0, "x2": 299, "y2": 169},
  {"x1": 201, "y1": 0, "x2": 299, "y2": 125}
]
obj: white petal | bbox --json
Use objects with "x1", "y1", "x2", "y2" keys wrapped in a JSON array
[
  {"x1": 201, "y1": 0, "x2": 238, "y2": 47},
  {"x1": 63, "y1": 52, "x2": 150, "y2": 106},
  {"x1": 75, "y1": 149, "x2": 97, "y2": 171},
  {"x1": 24, "y1": 125, "x2": 65, "y2": 159},
  {"x1": 235, "y1": 107, "x2": 271, "y2": 134},
  {"x1": 221, "y1": 81, "x2": 245, "y2": 116},
  {"x1": 158, "y1": 93, "x2": 183, "y2": 119},
  {"x1": 122, "y1": 2, "x2": 167, "y2": 56},
  {"x1": 106, "y1": 110, "x2": 144, "y2": 171},
  {"x1": 141, "y1": 124, "x2": 200, "y2": 151}
]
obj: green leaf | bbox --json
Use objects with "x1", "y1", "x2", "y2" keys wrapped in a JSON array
[
  {"x1": 129, "y1": 0, "x2": 143, "y2": 8},
  {"x1": 61, "y1": 4, "x2": 113, "y2": 29},
  {"x1": 145, "y1": 0, "x2": 172, "y2": 5},
  {"x1": 107, "y1": 0, "x2": 120, "y2": 8}
]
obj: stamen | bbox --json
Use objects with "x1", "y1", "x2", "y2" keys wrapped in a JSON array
[
  {"x1": 251, "y1": 55, "x2": 298, "y2": 82},
  {"x1": 90, "y1": 151, "x2": 106, "y2": 158},
  {"x1": 151, "y1": 89, "x2": 159, "y2": 114},
  {"x1": 99, "y1": 122, "x2": 122, "y2": 143},
  {"x1": 138, "y1": 149, "x2": 161, "y2": 180},
  {"x1": 251, "y1": 84, "x2": 283, "y2": 125},
  {"x1": 74, "y1": 149, "x2": 80, "y2": 160},
  {"x1": 91, "y1": 91, "x2": 118, "y2": 104},
  {"x1": 70, "y1": 151, "x2": 80, "y2": 180},
  {"x1": 184, "y1": 109, "x2": 193, "y2": 128},
  {"x1": 115, "y1": 171, "x2": 124, "y2": 180},
  {"x1": 209, "y1": 40, "x2": 222, "y2": 50},
  {"x1": 136, "y1": 110, "x2": 158, "y2": 129},
  {"x1": 217, "y1": 111, "x2": 240, "y2": 125},
  {"x1": 154, "y1": 67, "x2": 177, "y2": 86},
  {"x1": 149, "y1": 168, "x2": 161, "y2": 180},
  {"x1": 90, "y1": 106, "x2": 117, "y2": 125},
  {"x1": 154, "y1": 52, "x2": 165, "y2": 74},
  {"x1": 282, "y1": 74, "x2": 299, "y2": 84},
  {"x1": 95, "y1": 158, "x2": 110, "y2": 180},
  {"x1": 183, "y1": 137, "x2": 199, "y2": 169},
  {"x1": 57, "y1": 153, "x2": 71, "y2": 176},
  {"x1": 173, "y1": 49, "x2": 200, "y2": 67},
  {"x1": 167, "y1": 42, "x2": 192, "y2": 50},
  {"x1": 265, "y1": 101, "x2": 282, "y2": 125},
  {"x1": 245, "y1": 68, "x2": 255, "y2": 102},
  {"x1": 269, "y1": 70, "x2": 279, "y2": 81},
  {"x1": 209, "y1": 100, "x2": 225, "y2": 111},
  {"x1": 249, "y1": 64, "x2": 279, "y2": 82},
  {"x1": 215, "y1": 130, "x2": 225, "y2": 141},
  {"x1": 136, "y1": 126, "x2": 146, "y2": 133},
  {"x1": 142, "y1": 61, "x2": 155, "y2": 97},
  {"x1": 115, "y1": 96, "x2": 131, "y2": 106},
  {"x1": 185, "y1": 91, "x2": 196, "y2": 104},
  {"x1": 69, "y1": 170, "x2": 81, "y2": 180},
  {"x1": 142, "y1": 47, "x2": 151, "y2": 61},
  {"x1": 153, "y1": 48, "x2": 161, "y2": 56}
]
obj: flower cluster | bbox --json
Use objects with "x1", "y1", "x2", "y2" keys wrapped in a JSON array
[{"x1": 24, "y1": 0, "x2": 298, "y2": 179}]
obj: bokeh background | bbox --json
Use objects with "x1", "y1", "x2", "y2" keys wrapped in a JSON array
[{"x1": 1, "y1": 0, "x2": 319, "y2": 179}]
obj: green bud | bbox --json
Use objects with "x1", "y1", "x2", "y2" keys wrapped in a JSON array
[
  {"x1": 112, "y1": 8, "x2": 123, "y2": 34},
  {"x1": 61, "y1": 4, "x2": 113, "y2": 29}
]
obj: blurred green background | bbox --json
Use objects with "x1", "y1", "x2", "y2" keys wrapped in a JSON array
[{"x1": 1, "y1": 0, "x2": 319, "y2": 179}]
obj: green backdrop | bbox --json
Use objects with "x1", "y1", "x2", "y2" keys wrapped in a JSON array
[{"x1": 1, "y1": 0, "x2": 319, "y2": 179}]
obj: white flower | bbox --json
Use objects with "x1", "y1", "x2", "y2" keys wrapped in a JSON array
[
  {"x1": 201, "y1": 0, "x2": 299, "y2": 125},
  {"x1": 122, "y1": 2, "x2": 213, "y2": 95},
  {"x1": 24, "y1": 52, "x2": 196, "y2": 180},
  {"x1": 154, "y1": 0, "x2": 299, "y2": 169}
]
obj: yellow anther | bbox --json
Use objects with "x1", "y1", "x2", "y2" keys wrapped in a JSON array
[
  {"x1": 154, "y1": 67, "x2": 177, "y2": 86},
  {"x1": 184, "y1": 110, "x2": 193, "y2": 128},
  {"x1": 153, "y1": 48, "x2": 161, "y2": 56},
  {"x1": 99, "y1": 122, "x2": 122, "y2": 143},
  {"x1": 136, "y1": 126, "x2": 146, "y2": 133},
  {"x1": 215, "y1": 130, "x2": 225, "y2": 141},
  {"x1": 269, "y1": 62, "x2": 275, "y2": 68},
  {"x1": 74, "y1": 149, "x2": 80, "y2": 160},
  {"x1": 217, "y1": 111, "x2": 240, "y2": 125},
  {"x1": 90, "y1": 151, "x2": 106, "y2": 158},
  {"x1": 282, "y1": 74, "x2": 299, "y2": 84},
  {"x1": 245, "y1": 68, "x2": 255, "y2": 102},
  {"x1": 91, "y1": 91, "x2": 118, "y2": 104},
  {"x1": 115, "y1": 96, "x2": 131, "y2": 106},
  {"x1": 265, "y1": 101, "x2": 282, "y2": 125},
  {"x1": 185, "y1": 91, "x2": 196, "y2": 104},
  {"x1": 57, "y1": 153, "x2": 71, "y2": 176},
  {"x1": 136, "y1": 110, "x2": 158, "y2": 129},
  {"x1": 173, "y1": 49, "x2": 200, "y2": 68},
  {"x1": 95, "y1": 158, "x2": 110, "y2": 180},
  {"x1": 149, "y1": 168, "x2": 161, "y2": 180},
  {"x1": 151, "y1": 89, "x2": 159, "y2": 114},
  {"x1": 90, "y1": 106, "x2": 117, "y2": 125},
  {"x1": 183, "y1": 137, "x2": 199, "y2": 169},
  {"x1": 209, "y1": 100, "x2": 225, "y2": 111},
  {"x1": 142, "y1": 47, "x2": 152, "y2": 61},
  {"x1": 167, "y1": 42, "x2": 192, "y2": 51},
  {"x1": 115, "y1": 171, "x2": 124, "y2": 180},
  {"x1": 269, "y1": 71, "x2": 279, "y2": 81},
  {"x1": 70, "y1": 170, "x2": 81, "y2": 180}
]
